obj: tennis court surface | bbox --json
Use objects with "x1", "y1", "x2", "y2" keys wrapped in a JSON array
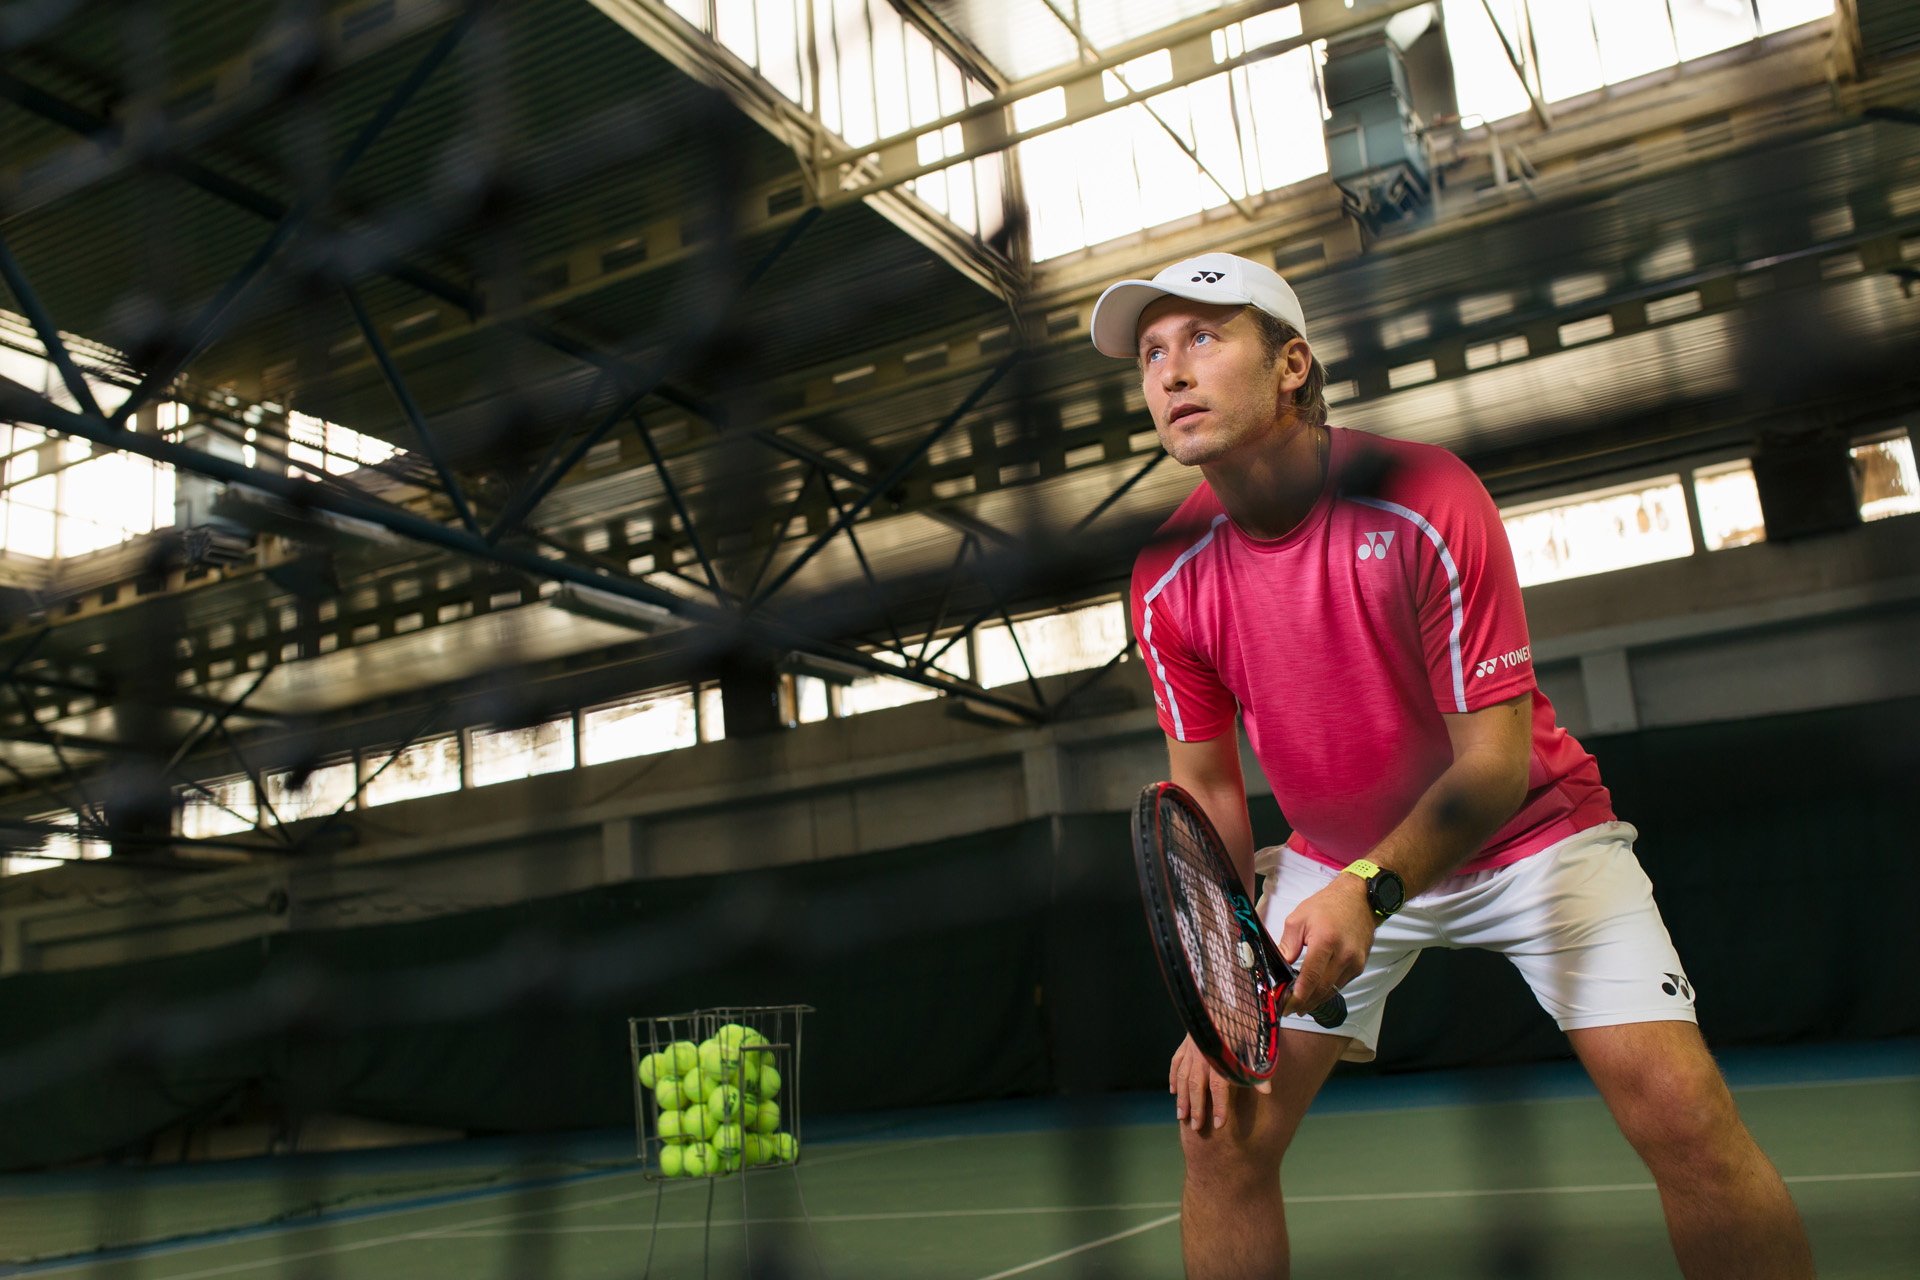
[{"x1": 5, "y1": 1040, "x2": 1912, "y2": 1280}]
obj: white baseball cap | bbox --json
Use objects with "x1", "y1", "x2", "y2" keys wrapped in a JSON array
[{"x1": 1089, "y1": 252, "x2": 1309, "y2": 358}]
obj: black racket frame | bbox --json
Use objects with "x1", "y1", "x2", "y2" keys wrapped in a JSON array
[{"x1": 1132, "y1": 781, "x2": 1346, "y2": 1086}]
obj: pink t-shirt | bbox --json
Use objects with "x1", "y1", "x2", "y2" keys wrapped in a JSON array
[{"x1": 1130, "y1": 428, "x2": 1613, "y2": 877}]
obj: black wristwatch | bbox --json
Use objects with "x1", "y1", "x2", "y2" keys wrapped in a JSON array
[{"x1": 1341, "y1": 859, "x2": 1406, "y2": 920}]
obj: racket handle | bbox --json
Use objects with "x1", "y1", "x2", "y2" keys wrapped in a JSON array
[{"x1": 1310, "y1": 993, "x2": 1347, "y2": 1029}]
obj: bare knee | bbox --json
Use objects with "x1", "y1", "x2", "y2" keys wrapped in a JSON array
[
  {"x1": 1179, "y1": 1088, "x2": 1298, "y2": 1194},
  {"x1": 1584, "y1": 1028, "x2": 1748, "y2": 1181}
]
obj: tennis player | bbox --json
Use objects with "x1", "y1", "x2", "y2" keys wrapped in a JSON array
[{"x1": 1093, "y1": 252, "x2": 1813, "y2": 1279}]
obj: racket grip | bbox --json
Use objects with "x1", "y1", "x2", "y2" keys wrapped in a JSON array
[{"x1": 1310, "y1": 993, "x2": 1347, "y2": 1029}]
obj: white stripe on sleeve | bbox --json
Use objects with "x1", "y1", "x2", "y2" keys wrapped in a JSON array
[
  {"x1": 1348, "y1": 495, "x2": 1469, "y2": 712},
  {"x1": 1140, "y1": 514, "x2": 1229, "y2": 741}
]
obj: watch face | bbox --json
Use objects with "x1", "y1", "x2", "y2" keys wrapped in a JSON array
[{"x1": 1374, "y1": 873, "x2": 1406, "y2": 916}]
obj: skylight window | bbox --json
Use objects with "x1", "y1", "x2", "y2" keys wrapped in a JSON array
[
  {"x1": 0, "y1": 810, "x2": 109, "y2": 875},
  {"x1": 1019, "y1": 7, "x2": 1327, "y2": 261},
  {"x1": 287, "y1": 411, "x2": 402, "y2": 479},
  {"x1": 1446, "y1": 0, "x2": 1835, "y2": 126},
  {"x1": 665, "y1": 0, "x2": 1007, "y2": 245}
]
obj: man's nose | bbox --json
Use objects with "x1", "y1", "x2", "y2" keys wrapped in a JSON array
[{"x1": 1159, "y1": 352, "x2": 1192, "y2": 391}]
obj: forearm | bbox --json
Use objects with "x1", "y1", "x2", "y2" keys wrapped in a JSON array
[
  {"x1": 1366, "y1": 752, "x2": 1527, "y2": 898},
  {"x1": 1170, "y1": 761, "x2": 1257, "y2": 892}
]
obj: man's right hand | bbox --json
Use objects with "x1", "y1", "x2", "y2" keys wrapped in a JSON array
[{"x1": 1170, "y1": 1033, "x2": 1269, "y2": 1130}]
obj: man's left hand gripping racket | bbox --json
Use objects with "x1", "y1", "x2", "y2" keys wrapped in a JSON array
[{"x1": 1132, "y1": 781, "x2": 1346, "y2": 1086}]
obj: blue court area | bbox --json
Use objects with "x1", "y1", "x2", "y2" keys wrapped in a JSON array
[{"x1": 2, "y1": 1040, "x2": 1914, "y2": 1279}]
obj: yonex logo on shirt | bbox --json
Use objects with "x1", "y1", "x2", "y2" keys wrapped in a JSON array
[
  {"x1": 1356, "y1": 531, "x2": 1395, "y2": 561},
  {"x1": 1474, "y1": 645, "x2": 1533, "y2": 678}
]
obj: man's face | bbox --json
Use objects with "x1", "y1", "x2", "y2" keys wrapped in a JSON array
[{"x1": 1135, "y1": 296, "x2": 1301, "y2": 467}]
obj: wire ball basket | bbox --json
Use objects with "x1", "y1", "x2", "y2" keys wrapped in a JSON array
[{"x1": 629, "y1": 1004, "x2": 812, "y2": 1181}]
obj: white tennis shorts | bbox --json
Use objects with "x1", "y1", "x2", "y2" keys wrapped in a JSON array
[{"x1": 1257, "y1": 821, "x2": 1696, "y2": 1063}]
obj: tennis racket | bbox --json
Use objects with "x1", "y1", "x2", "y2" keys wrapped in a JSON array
[{"x1": 1132, "y1": 781, "x2": 1347, "y2": 1086}]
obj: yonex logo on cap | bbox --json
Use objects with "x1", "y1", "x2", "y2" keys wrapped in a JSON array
[
  {"x1": 1191, "y1": 270, "x2": 1226, "y2": 283},
  {"x1": 1356, "y1": 531, "x2": 1395, "y2": 561}
]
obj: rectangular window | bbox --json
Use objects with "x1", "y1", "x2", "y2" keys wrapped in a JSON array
[
  {"x1": 976, "y1": 601, "x2": 1129, "y2": 689},
  {"x1": 287, "y1": 411, "x2": 403, "y2": 480},
  {"x1": 698, "y1": 684, "x2": 726, "y2": 741},
  {"x1": 794, "y1": 674, "x2": 832, "y2": 723},
  {"x1": 362, "y1": 736, "x2": 461, "y2": 807},
  {"x1": 2, "y1": 810, "x2": 108, "y2": 875},
  {"x1": 181, "y1": 775, "x2": 259, "y2": 838},
  {"x1": 836, "y1": 646, "x2": 968, "y2": 717},
  {"x1": 1692, "y1": 460, "x2": 1766, "y2": 551},
  {"x1": 581, "y1": 689, "x2": 697, "y2": 765},
  {"x1": 471, "y1": 719, "x2": 575, "y2": 787},
  {"x1": 265, "y1": 759, "x2": 359, "y2": 821},
  {"x1": 1853, "y1": 434, "x2": 1919, "y2": 523},
  {"x1": 1501, "y1": 476, "x2": 1694, "y2": 587}
]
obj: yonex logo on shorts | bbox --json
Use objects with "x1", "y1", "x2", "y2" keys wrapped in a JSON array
[
  {"x1": 1356, "y1": 531, "x2": 1395, "y2": 561},
  {"x1": 1661, "y1": 972, "x2": 1693, "y2": 999}
]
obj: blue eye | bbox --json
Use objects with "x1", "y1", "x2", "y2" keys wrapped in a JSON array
[
  {"x1": 1194, "y1": 332, "x2": 1214, "y2": 346},
  {"x1": 1145, "y1": 349, "x2": 1164, "y2": 363}
]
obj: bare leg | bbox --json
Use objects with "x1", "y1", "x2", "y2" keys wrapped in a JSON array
[
  {"x1": 1571, "y1": 1022, "x2": 1815, "y2": 1279},
  {"x1": 1179, "y1": 1030, "x2": 1348, "y2": 1280}
]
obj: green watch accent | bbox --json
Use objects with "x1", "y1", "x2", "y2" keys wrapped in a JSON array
[{"x1": 1341, "y1": 859, "x2": 1406, "y2": 920}]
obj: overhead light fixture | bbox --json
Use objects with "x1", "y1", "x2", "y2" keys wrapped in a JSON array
[{"x1": 548, "y1": 582, "x2": 685, "y2": 634}]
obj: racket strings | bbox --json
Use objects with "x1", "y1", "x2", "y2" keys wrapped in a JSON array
[{"x1": 1160, "y1": 801, "x2": 1270, "y2": 1069}]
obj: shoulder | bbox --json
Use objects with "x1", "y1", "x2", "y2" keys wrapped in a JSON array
[
  {"x1": 1335, "y1": 430, "x2": 1495, "y2": 533},
  {"x1": 1131, "y1": 481, "x2": 1227, "y2": 600}
]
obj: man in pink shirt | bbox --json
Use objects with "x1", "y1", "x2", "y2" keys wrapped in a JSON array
[{"x1": 1094, "y1": 253, "x2": 1811, "y2": 1279}]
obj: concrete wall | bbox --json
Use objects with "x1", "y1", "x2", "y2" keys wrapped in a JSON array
[{"x1": 4, "y1": 513, "x2": 1916, "y2": 975}]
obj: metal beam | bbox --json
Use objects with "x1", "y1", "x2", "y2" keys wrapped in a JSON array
[
  {"x1": 750, "y1": 352, "x2": 1021, "y2": 608},
  {"x1": 586, "y1": 0, "x2": 1025, "y2": 303},
  {"x1": 343, "y1": 284, "x2": 483, "y2": 537},
  {"x1": 0, "y1": 230, "x2": 103, "y2": 418},
  {"x1": 0, "y1": 378, "x2": 1044, "y2": 720}
]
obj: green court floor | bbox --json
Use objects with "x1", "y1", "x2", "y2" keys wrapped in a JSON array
[{"x1": 4, "y1": 1048, "x2": 1915, "y2": 1279}]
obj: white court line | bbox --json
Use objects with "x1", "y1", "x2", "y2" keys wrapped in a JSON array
[
  {"x1": 19, "y1": 1139, "x2": 944, "y2": 1280},
  {"x1": 427, "y1": 1170, "x2": 1920, "y2": 1239},
  {"x1": 972, "y1": 1213, "x2": 1183, "y2": 1280}
]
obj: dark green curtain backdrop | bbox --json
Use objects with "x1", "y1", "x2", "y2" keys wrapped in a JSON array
[{"x1": 3, "y1": 696, "x2": 1916, "y2": 1169}]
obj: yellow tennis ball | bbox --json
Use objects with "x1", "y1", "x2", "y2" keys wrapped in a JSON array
[
  {"x1": 772, "y1": 1132, "x2": 797, "y2": 1162},
  {"x1": 657, "y1": 1110, "x2": 687, "y2": 1143},
  {"x1": 683, "y1": 1103, "x2": 719, "y2": 1140},
  {"x1": 754, "y1": 1100, "x2": 780, "y2": 1134},
  {"x1": 658, "y1": 1142, "x2": 685, "y2": 1177},
  {"x1": 718, "y1": 1151, "x2": 742, "y2": 1174},
  {"x1": 637, "y1": 1051, "x2": 665, "y2": 1089},
  {"x1": 669, "y1": 1040, "x2": 699, "y2": 1075},
  {"x1": 709, "y1": 1084, "x2": 742, "y2": 1120},
  {"x1": 714, "y1": 1123, "x2": 744, "y2": 1157},
  {"x1": 654, "y1": 1077, "x2": 689, "y2": 1110},
  {"x1": 697, "y1": 1037, "x2": 723, "y2": 1079},
  {"x1": 739, "y1": 1097, "x2": 759, "y2": 1129},
  {"x1": 681, "y1": 1067, "x2": 710, "y2": 1102},
  {"x1": 682, "y1": 1142, "x2": 718, "y2": 1177},
  {"x1": 741, "y1": 1133, "x2": 766, "y2": 1165},
  {"x1": 757, "y1": 1064, "x2": 782, "y2": 1100}
]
